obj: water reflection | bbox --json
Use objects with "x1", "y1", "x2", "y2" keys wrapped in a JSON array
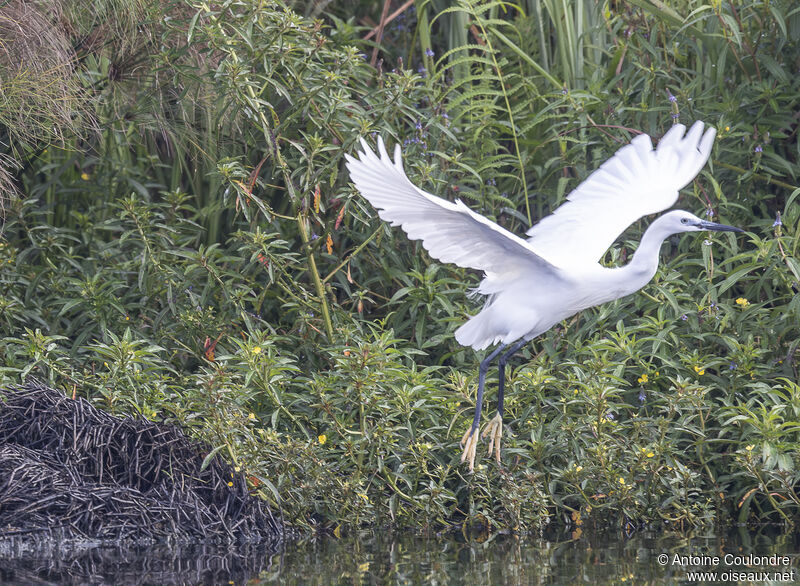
[
  {"x1": 0, "y1": 540, "x2": 282, "y2": 585},
  {"x1": 0, "y1": 527, "x2": 796, "y2": 585},
  {"x1": 269, "y1": 528, "x2": 799, "y2": 585}
]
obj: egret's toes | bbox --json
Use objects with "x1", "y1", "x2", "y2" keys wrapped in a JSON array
[
  {"x1": 481, "y1": 413, "x2": 503, "y2": 464},
  {"x1": 460, "y1": 426, "x2": 479, "y2": 472}
]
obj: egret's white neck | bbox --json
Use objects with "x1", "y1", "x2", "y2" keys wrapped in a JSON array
[{"x1": 625, "y1": 214, "x2": 680, "y2": 283}]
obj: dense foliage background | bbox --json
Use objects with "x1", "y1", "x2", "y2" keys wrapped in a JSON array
[{"x1": 1, "y1": 0, "x2": 798, "y2": 532}]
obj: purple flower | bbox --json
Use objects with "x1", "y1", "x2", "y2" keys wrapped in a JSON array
[
  {"x1": 639, "y1": 390, "x2": 646, "y2": 403},
  {"x1": 705, "y1": 208, "x2": 714, "y2": 218},
  {"x1": 425, "y1": 48, "x2": 434, "y2": 57},
  {"x1": 606, "y1": 412, "x2": 615, "y2": 421},
  {"x1": 773, "y1": 213, "x2": 782, "y2": 227},
  {"x1": 754, "y1": 145, "x2": 763, "y2": 153},
  {"x1": 729, "y1": 361, "x2": 737, "y2": 370},
  {"x1": 667, "y1": 91, "x2": 677, "y2": 103},
  {"x1": 311, "y1": 232, "x2": 319, "y2": 241},
  {"x1": 415, "y1": 120, "x2": 422, "y2": 130},
  {"x1": 671, "y1": 113, "x2": 680, "y2": 119},
  {"x1": 681, "y1": 314, "x2": 688, "y2": 321}
]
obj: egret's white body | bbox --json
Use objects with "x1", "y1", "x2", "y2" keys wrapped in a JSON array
[
  {"x1": 454, "y1": 210, "x2": 695, "y2": 350},
  {"x1": 345, "y1": 121, "x2": 742, "y2": 470}
]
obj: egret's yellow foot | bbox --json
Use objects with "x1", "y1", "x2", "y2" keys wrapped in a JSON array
[
  {"x1": 482, "y1": 413, "x2": 503, "y2": 464},
  {"x1": 460, "y1": 427, "x2": 479, "y2": 472},
  {"x1": 461, "y1": 414, "x2": 504, "y2": 471}
]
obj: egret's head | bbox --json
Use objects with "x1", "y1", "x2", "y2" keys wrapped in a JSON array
[{"x1": 661, "y1": 210, "x2": 743, "y2": 234}]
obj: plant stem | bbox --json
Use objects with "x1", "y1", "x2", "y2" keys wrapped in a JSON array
[
  {"x1": 322, "y1": 226, "x2": 381, "y2": 284},
  {"x1": 297, "y1": 213, "x2": 335, "y2": 340},
  {"x1": 468, "y1": 1, "x2": 531, "y2": 225},
  {"x1": 714, "y1": 161, "x2": 799, "y2": 191}
]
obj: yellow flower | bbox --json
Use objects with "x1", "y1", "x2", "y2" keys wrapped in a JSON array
[
  {"x1": 745, "y1": 444, "x2": 754, "y2": 451},
  {"x1": 637, "y1": 374, "x2": 649, "y2": 384},
  {"x1": 248, "y1": 412, "x2": 256, "y2": 421},
  {"x1": 724, "y1": 126, "x2": 730, "y2": 131},
  {"x1": 234, "y1": 466, "x2": 241, "y2": 472},
  {"x1": 318, "y1": 434, "x2": 327, "y2": 445},
  {"x1": 693, "y1": 365, "x2": 705, "y2": 376},
  {"x1": 575, "y1": 466, "x2": 583, "y2": 472},
  {"x1": 80, "y1": 172, "x2": 90, "y2": 181},
  {"x1": 227, "y1": 481, "x2": 233, "y2": 487},
  {"x1": 252, "y1": 346, "x2": 262, "y2": 354},
  {"x1": 619, "y1": 477, "x2": 626, "y2": 485},
  {"x1": 735, "y1": 297, "x2": 750, "y2": 307},
  {"x1": 646, "y1": 452, "x2": 654, "y2": 458}
]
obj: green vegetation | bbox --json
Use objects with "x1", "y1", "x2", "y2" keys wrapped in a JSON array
[{"x1": 1, "y1": 0, "x2": 798, "y2": 532}]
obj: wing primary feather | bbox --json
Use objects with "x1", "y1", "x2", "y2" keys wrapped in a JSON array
[{"x1": 657, "y1": 123, "x2": 686, "y2": 150}]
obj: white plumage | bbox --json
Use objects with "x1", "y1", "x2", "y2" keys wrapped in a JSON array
[{"x1": 345, "y1": 121, "x2": 741, "y2": 471}]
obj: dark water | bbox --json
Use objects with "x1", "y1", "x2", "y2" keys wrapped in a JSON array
[
  {"x1": 0, "y1": 528, "x2": 797, "y2": 584},
  {"x1": 274, "y1": 529, "x2": 798, "y2": 585}
]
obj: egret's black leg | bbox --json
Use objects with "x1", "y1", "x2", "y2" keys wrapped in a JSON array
[
  {"x1": 481, "y1": 339, "x2": 528, "y2": 467},
  {"x1": 461, "y1": 343, "x2": 506, "y2": 471},
  {"x1": 471, "y1": 343, "x2": 507, "y2": 432},
  {"x1": 496, "y1": 339, "x2": 528, "y2": 419}
]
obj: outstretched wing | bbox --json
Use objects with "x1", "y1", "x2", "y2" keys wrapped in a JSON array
[
  {"x1": 346, "y1": 137, "x2": 561, "y2": 281},
  {"x1": 526, "y1": 121, "x2": 716, "y2": 268}
]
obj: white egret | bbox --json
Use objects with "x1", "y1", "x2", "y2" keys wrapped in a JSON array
[{"x1": 345, "y1": 121, "x2": 743, "y2": 471}]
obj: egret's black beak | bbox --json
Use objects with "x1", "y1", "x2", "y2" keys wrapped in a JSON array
[{"x1": 697, "y1": 220, "x2": 744, "y2": 233}]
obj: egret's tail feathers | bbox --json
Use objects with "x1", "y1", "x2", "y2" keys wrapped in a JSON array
[{"x1": 455, "y1": 310, "x2": 497, "y2": 351}]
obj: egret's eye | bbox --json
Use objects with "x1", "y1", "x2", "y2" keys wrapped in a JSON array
[{"x1": 681, "y1": 218, "x2": 689, "y2": 224}]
